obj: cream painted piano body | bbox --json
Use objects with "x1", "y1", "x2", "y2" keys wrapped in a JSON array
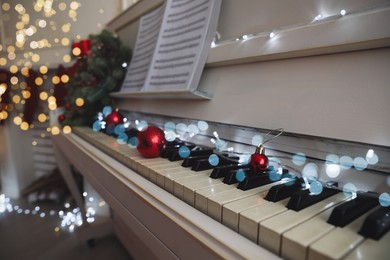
[{"x1": 53, "y1": 0, "x2": 390, "y2": 259}]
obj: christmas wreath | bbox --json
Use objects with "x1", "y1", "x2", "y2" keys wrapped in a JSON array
[{"x1": 59, "y1": 29, "x2": 131, "y2": 126}]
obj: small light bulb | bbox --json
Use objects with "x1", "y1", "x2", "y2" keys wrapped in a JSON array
[
  {"x1": 241, "y1": 34, "x2": 248, "y2": 41},
  {"x1": 314, "y1": 14, "x2": 322, "y2": 21},
  {"x1": 211, "y1": 41, "x2": 216, "y2": 48},
  {"x1": 340, "y1": 9, "x2": 346, "y2": 16},
  {"x1": 269, "y1": 32, "x2": 276, "y2": 38}
]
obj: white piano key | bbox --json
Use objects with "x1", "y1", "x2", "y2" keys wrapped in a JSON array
[
  {"x1": 162, "y1": 168, "x2": 198, "y2": 193},
  {"x1": 137, "y1": 159, "x2": 174, "y2": 179},
  {"x1": 259, "y1": 192, "x2": 349, "y2": 255},
  {"x1": 281, "y1": 204, "x2": 338, "y2": 260},
  {"x1": 173, "y1": 170, "x2": 213, "y2": 199},
  {"x1": 239, "y1": 198, "x2": 289, "y2": 243},
  {"x1": 307, "y1": 206, "x2": 380, "y2": 260},
  {"x1": 149, "y1": 160, "x2": 183, "y2": 185},
  {"x1": 208, "y1": 184, "x2": 272, "y2": 222},
  {"x1": 183, "y1": 177, "x2": 223, "y2": 206},
  {"x1": 344, "y1": 228, "x2": 390, "y2": 260},
  {"x1": 195, "y1": 184, "x2": 237, "y2": 214},
  {"x1": 222, "y1": 193, "x2": 268, "y2": 232}
]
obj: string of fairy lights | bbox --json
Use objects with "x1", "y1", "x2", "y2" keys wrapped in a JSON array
[{"x1": 0, "y1": 192, "x2": 104, "y2": 233}]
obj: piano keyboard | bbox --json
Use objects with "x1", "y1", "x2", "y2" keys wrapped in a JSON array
[{"x1": 72, "y1": 126, "x2": 389, "y2": 259}]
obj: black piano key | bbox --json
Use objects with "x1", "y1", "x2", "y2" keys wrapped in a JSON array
[
  {"x1": 237, "y1": 172, "x2": 274, "y2": 191},
  {"x1": 223, "y1": 168, "x2": 250, "y2": 185},
  {"x1": 287, "y1": 187, "x2": 340, "y2": 211},
  {"x1": 161, "y1": 143, "x2": 195, "y2": 158},
  {"x1": 168, "y1": 148, "x2": 213, "y2": 161},
  {"x1": 209, "y1": 164, "x2": 246, "y2": 179},
  {"x1": 181, "y1": 155, "x2": 211, "y2": 167},
  {"x1": 191, "y1": 156, "x2": 238, "y2": 172},
  {"x1": 358, "y1": 206, "x2": 390, "y2": 240},
  {"x1": 264, "y1": 179, "x2": 303, "y2": 202},
  {"x1": 327, "y1": 192, "x2": 379, "y2": 227}
]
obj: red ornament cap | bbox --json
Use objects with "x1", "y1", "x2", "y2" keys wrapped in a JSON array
[
  {"x1": 249, "y1": 146, "x2": 269, "y2": 172},
  {"x1": 105, "y1": 110, "x2": 124, "y2": 125},
  {"x1": 58, "y1": 114, "x2": 65, "y2": 123},
  {"x1": 137, "y1": 126, "x2": 167, "y2": 158}
]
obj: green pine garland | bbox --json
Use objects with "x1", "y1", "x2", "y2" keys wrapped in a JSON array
[{"x1": 61, "y1": 30, "x2": 131, "y2": 126}]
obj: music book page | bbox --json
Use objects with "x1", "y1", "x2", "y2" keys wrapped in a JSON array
[
  {"x1": 120, "y1": 3, "x2": 165, "y2": 92},
  {"x1": 141, "y1": 0, "x2": 221, "y2": 92}
]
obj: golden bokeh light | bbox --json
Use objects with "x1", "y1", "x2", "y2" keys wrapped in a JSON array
[
  {"x1": 39, "y1": 65, "x2": 48, "y2": 74},
  {"x1": 22, "y1": 90, "x2": 31, "y2": 99},
  {"x1": 51, "y1": 126, "x2": 61, "y2": 135},
  {"x1": 13, "y1": 116, "x2": 22, "y2": 125},
  {"x1": 60, "y1": 74, "x2": 69, "y2": 83},
  {"x1": 7, "y1": 46, "x2": 15, "y2": 53},
  {"x1": 9, "y1": 65, "x2": 18, "y2": 74},
  {"x1": 52, "y1": 75, "x2": 60, "y2": 84},
  {"x1": 32, "y1": 53, "x2": 40, "y2": 62},
  {"x1": 0, "y1": 58, "x2": 7, "y2": 66},
  {"x1": 10, "y1": 76, "x2": 18, "y2": 85},
  {"x1": 39, "y1": 91, "x2": 48, "y2": 100},
  {"x1": 12, "y1": 95, "x2": 21, "y2": 104},
  {"x1": 62, "y1": 23, "x2": 71, "y2": 33},
  {"x1": 63, "y1": 54, "x2": 71, "y2": 63},
  {"x1": 72, "y1": 47, "x2": 81, "y2": 56},
  {"x1": 59, "y1": 2, "x2": 67, "y2": 11},
  {"x1": 20, "y1": 121, "x2": 29, "y2": 131},
  {"x1": 75, "y1": 97, "x2": 84, "y2": 107},
  {"x1": 35, "y1": 77, "x2": 44, "y2": 86},
  {"x1": 62, "y1": 125, "x2": 72, "y2": 134},
  {"x1": 61, "y1": 37, "x2": 70, "y2": 46},
  {"x1": 2, "y1": 2, "x2": 10, "y2": 11},
  {"x1": 21, "y1": 67, "x2": 29, "y2": 76},
  {"x1": 48, "y1": 96, "x2": 56, "y2": 103},
  {"x1": 0, "y1": 83, "x2": 7, "y2": 95},
  {"x1": 38, "y1": 113, "x2": 47, "y2": 123},
  {"x1": 0, "y1": 111, "x2": 8, "y2": 120},
  {"x1": 32, "y1": 141, "x2": 38, "y2": 146}
]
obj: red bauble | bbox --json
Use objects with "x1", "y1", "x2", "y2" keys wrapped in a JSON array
[
  {"x1": 137, "y1": 126, "x2": 167, "y2": 158},
  {"x1": 249, "y1": 146, "x2": 269, "y2": 173},
  {"x1": 58, "y1": 114, "x2": 65, "y2": 123},
  {"x1": 105, "y1": 110, "x2": 124, "y2": 125}
]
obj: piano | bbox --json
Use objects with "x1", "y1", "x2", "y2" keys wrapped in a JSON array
[{"x1": 52, "y1": 0, "x2": 390, "y2": 259}]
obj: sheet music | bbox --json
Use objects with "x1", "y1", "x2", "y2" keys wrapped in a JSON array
[
  {"x1": 120, "y1": 3, "x2": 165, "y2": 92},
  {"x1": 141, "y1": 0, "x2": 221, "y2": 92}
]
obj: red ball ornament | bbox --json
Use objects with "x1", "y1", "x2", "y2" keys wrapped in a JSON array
[
  {"x1": 249, "y1": 146, "x2": 269, "y2": 173},
  {"x1": 105, "y1": 110, "x2": 124, "y2": 125},
  {"x1": 137, "y1": 126, "x2": 167, "y2": 158},
  {"x1": 58, "y1": 114, "x2": 65, "y2": 123}
]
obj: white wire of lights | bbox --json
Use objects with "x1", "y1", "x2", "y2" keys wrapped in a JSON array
[{"x1": 210, "y1": 8, "x2": 358, "y2": 47}]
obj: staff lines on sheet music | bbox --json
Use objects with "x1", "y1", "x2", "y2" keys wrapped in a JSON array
[
  {"x1": 153, "y1": 61, "x2": 193, "y2": 70},
  {"x1": 158, "y1": 43, "x2": 199, "y2": 54},
  {"x1": 140, "y1": 8, "x2": 165, "y2": 27},
  {"x1": 171, "y1": 0, "x2": 193, "y2": 9},
  {"x1": 138, "y1": 23, "x2": 161, "y2": 40},
  {"x1": 160, "y1": 35, "x2": 201, "y2": 48},
  {"x1": 167, "y1": 6, "x2": 209, "y2": 23},
  {"x1": 168, "y1": 0, "x2": 209, "y2": 17},
  {"x1": 131, "y1": 52, "x2": 153, "y2": 64},
  {"x1": 151, "y1": 72, "x2": 189, "y2": 79},
  {"x1": 126, "y1": 64, "x2": 149, "y2": 76},
  {"x1": 139, "y1": 19, "x2": 163, "y2": 39},
  {"x1": 164, "y1": 17, "x2": 205, "y2": 33},
  {"x1": 124, "y1": 78, "x2": 145, "y2": 84},
  {"x1": 155, "y1": 54, "x2": 196, "y2": 63},
  {"x1": 149, "y1": 79, "x2": 187, "y2": 86},
  {"x1": 133, "y1": 41, "x2": 155, "y2": 59},
  {"x1": 162, "y1": 24, "x2": 204, "y2": 39}
]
